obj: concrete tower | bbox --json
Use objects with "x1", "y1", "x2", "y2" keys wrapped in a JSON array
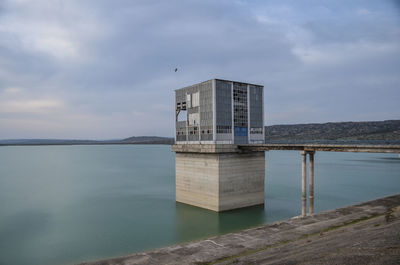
[{"x1": 172, "y1": 79, "x2": 266, "y2": 212}]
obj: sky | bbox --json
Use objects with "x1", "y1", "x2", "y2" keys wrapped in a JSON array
[{"x1": 0, "y1": 0, "x2": 399, "y2": 139}]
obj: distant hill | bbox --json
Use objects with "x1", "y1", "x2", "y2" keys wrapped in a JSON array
[
  {"x1": 0, "y1": 136, "x2": 174, "y2": 146},
  {"x1": 122, "y1": 136, "x2": 174, "y2": 144},
  {"x1": 2, "y1": 120, "x2": 399, "y2": 146},
  {"x1": 265, "y1": 120, "x2": 400, "y2": 141},
  {"x1": 0, "y1": 139, "x2": 100, "y2": 145}
]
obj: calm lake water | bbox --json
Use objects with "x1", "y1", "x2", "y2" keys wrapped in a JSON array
[{"x1": 0, "y1": 145, "x2": 399, "y2": 265}]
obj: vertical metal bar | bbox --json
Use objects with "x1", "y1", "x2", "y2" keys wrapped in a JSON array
[
  {"x1": 262, "y1": 85, "x2": 265, "y2": 144},
  {"x1": 212, "y1": 79, "x2": 216, "y2": 144},
  {"x1": 309, "y1": 151, "x2": 315, "y2": 214},
  {"x1": 185, "y1": 92, "x2": 188, "y2": 143},
  {"x1": 174, "y1": 91, "x2": 177, "y2": 144},
  {"x1": 247, "y1": 84, "x2": 250, "y2": 144},
  {"x1": 231, "y1": 82, "x2": 234, "y2": 144},
  {"x1": 198, "y1": 101, "x2": 201, "y2": 143},
  {"x1": 301, "y1": 151, "x2": 307, "y2": 217}
]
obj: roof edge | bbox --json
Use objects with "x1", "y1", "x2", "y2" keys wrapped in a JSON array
[{"x1": 175, "y1": 78, "x2": 263, "y2": 91}]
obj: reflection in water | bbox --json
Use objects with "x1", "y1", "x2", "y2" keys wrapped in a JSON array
[
  {"x1": 348, "y1": 158, "x2": 400, "y2": 164},
  {"x1": 217, "y1": 204, "x2": 265, "y2": 234},
  {"x1": 175, "y1": 202, "x2": 266, "y2": 242},
  {"x1": 175, "y1": 202, "x2": 220, "y2": 242}
]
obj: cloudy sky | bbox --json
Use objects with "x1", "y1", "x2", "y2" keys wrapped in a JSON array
[{"x1": 0, "y1": 0, "x2": 399, "y2": 139}]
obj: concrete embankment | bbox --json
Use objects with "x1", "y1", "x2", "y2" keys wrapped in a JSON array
[{"x1": 79, "y1": 194, "x2": 400, "y2": 265}]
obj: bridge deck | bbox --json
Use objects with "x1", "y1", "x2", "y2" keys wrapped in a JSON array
[
  {"x1": 172, "y1": 144, "x2": 400, "y2": 154},
  {"x1": 240, "y1": 144, "x2": 400, "y2": 153}
]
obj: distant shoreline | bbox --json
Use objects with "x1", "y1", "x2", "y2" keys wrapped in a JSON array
[
  {"x1": 0, "y1": 142, "x2": 173, "y2": 146},
  {"x1": 1, "y1": 119, "x2": 399, "y2": 146},
  {"x1": 0, "y1": 136, "x2": 174, "y2": 146},
  {"x1": 2, "y1": 140, "x2": 400, "y2": 147}
]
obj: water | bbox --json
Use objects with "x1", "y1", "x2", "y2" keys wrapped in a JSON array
[{"x1": 0, "y1": 145, "x2": 399, "y2": 265}]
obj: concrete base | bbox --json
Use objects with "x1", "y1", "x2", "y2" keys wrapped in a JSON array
[{"x1": 175, "y1": 151, "x2": 265, "y2": 211}]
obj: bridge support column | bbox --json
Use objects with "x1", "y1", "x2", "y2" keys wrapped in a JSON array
[
  {"x1": 301, "y1": 150, "x2": 315, "y2": 216},
  {"x1": 301, "y1": 151, "x2": 307, "y2": 217},
  {"x1": 309, "y1": 151, "x2": 315, "y2": 214}
]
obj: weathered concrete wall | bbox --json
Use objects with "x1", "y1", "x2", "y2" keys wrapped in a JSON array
[
  {"x1": 219, "y1": 152, "x2": 265, "y2": 211},
  {"x1": 175, "y1": 151, "x2": 265, "y2": 211},
  {"x1": 176, "y1": 153, "x2": 219, "y2": 211}
]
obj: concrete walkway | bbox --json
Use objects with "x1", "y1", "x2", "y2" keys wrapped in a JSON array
[{"x1": 79, "y1": 194, "x2": 400, "y2": 265}]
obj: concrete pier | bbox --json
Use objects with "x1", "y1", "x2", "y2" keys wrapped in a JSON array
[
  {"x1": 301, "y1": 151, "x2": 307, "y2": 216},
  {"x1": 173, "y1": 144, "x2": 265, "y2": 211},
  {"x1": 300, "y1": 150, "x2": 315, "y2": 216},
  {"x1": 309, "y1": 151, "x2": 315, "y2": 214}
]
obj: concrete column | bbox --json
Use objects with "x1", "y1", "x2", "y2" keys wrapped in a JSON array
[
  {"x1": 175, "y1": 150, "x2": 265, "y2": 212},
  {"x1": 309, "y1": 151, "x2": 315, "y2": 214},
  {"x1": 301, "y1": 151, "x2": 307, "y2": 217}
]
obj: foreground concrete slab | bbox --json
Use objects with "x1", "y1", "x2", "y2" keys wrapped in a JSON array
[{"x1": 79, "y1": 194, "x2": 400, "y2": 265}]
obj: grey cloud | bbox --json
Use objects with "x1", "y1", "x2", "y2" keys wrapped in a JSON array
[{"x1": 0, "y1": 0, "x2": 399, "y2": 138}]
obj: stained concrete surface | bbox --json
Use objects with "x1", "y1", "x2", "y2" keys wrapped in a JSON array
[
  {"x1": 175, "y1": 152, "x2": 265, "y2": 211},
  {"x1": 79, "y1": 194, "x2": 400, "y2": 265}
]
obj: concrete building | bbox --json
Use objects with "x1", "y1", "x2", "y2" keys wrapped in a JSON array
[
  {"x1": 175, "y1": 79, "x2": 264, "y2": 145},
  {"x1": 173, "y1": 79, "x2": 265, "y2": 212}
]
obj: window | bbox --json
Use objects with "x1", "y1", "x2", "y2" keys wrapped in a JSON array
[
  {"x1": 250, "y1": 127, "x2": 263, "y2": 134},
  {"x1": 233, "y1": 84, "x2": 248, "y2": 127},
  {"x1": 177, "y1": 110, "x2": 187, "y2": 121},
  {"x1": 192, "y1": 92, "x2": 199, "y2": 107},
  {"x1": 188, "y1": 113, "x2": 199, "y2": 126},
  {"x1": 216, "y1": 125, "x2": 232, "y2": 134}
]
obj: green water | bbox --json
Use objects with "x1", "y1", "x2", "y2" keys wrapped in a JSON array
[{"x1": 0, "y1": 145, "x2": 399, "y2": 265}]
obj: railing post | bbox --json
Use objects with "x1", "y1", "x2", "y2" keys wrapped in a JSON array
[
  {"x1": 301, "y1": 151, "x2": 307, "y2": 217},
  {"x1": 309, "y1": 151, "x2": 315, "y2": 214}
]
